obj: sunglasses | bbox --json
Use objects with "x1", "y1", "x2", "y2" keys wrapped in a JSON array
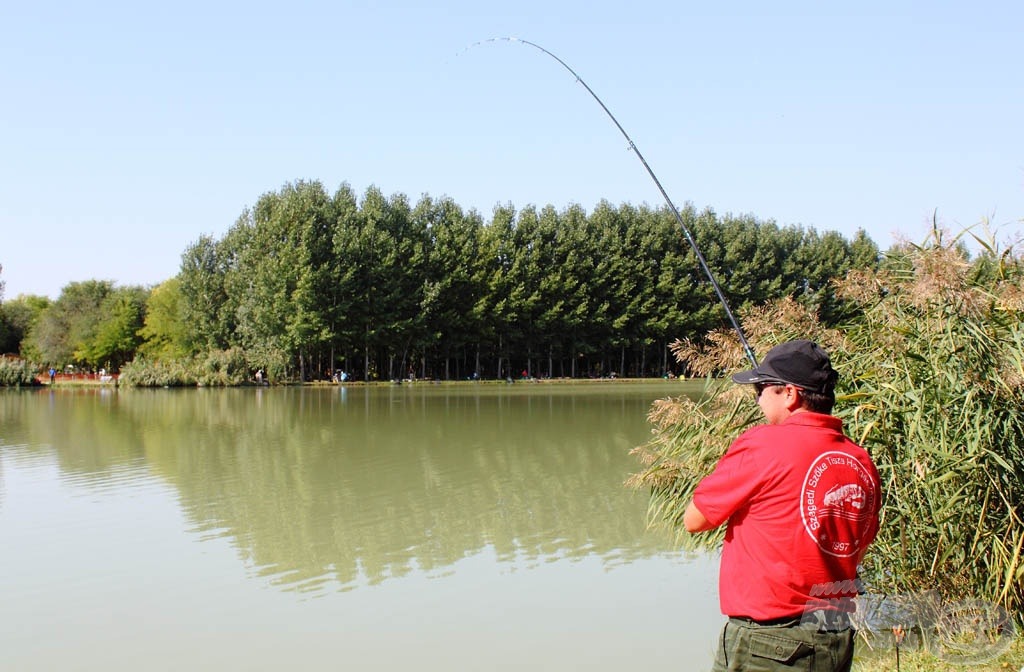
[{"x1": 754, "y1": 381, "x2": 787, "y2": 397}]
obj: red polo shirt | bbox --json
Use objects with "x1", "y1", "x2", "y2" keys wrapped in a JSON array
[{"x1": 693, "y1": 412, "x2": 880, "y2": 620}]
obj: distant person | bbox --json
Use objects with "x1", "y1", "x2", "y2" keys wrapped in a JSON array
[
  {"x1": 684, "y1": 340, "x2": 881, "y2": 672},
  {"x1": 48, "y1": 367, "x2": 56, "y2": 384}
]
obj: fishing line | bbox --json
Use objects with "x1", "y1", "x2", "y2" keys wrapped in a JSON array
[{"x1": 464, "y1": 37, "x2": 757, "y2": 367}]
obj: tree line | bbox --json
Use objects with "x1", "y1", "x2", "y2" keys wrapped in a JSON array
[{"x1": 0, "y1": 180, "x2": 881, "y2": 383}]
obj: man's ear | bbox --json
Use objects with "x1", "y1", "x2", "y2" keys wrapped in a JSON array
[{"x1": 785, "y1": 385, "x2": 804, "y2": 412}]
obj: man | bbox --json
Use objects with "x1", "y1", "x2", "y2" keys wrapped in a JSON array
[{"x1": 684, "y1": 339, "x2": 880, "y2": 672}]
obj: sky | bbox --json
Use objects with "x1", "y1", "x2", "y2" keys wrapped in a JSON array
[{"x1": 2, "y1": 1, "x2": 1022, "y2": 300}]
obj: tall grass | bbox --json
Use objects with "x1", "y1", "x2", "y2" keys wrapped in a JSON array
[
  {"x1": 119, "y1": 348, "x2": 251, "y2": 387},
  {"x1": 629, "y1": 228, "x2": 1024, "y2": 614},
  {"x1": 0, "y1": 357, "x2": 38, "y2": 386}
]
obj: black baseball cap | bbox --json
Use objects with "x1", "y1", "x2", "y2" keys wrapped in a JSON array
[{"x1": 731, "y1": 339, "x2": 838, "y2": 394}]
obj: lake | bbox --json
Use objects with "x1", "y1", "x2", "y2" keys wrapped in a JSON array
[{"x1": 0, "y1": 382, "x2": 722, "y2": 670}]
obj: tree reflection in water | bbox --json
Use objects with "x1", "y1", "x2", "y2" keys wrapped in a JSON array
[{"x1": 2, "y1": 383, "x2": 698, "y2": 595}]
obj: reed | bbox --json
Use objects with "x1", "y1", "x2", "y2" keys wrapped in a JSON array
[
  {"x1": 119, "y1": 348, "x2": 250, "y2": 387},
  {"x1": 119, "y1": 357, "x2": 198, "y2": 387},
  {"x1": 629, "y1": 226, "x2": 1024, "y2": 615},
  {"x1": 0, "y1": 356, "x2": 38, "y2": 386}
]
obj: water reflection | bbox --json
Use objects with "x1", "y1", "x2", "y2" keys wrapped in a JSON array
[{"x1": 0, "y1": 383, "x2": 690, "y2": 595}]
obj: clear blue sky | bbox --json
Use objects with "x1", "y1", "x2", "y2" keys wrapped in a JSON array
[{"x1": 2, "y1": 1, "x2": 1022, "y2": 300}]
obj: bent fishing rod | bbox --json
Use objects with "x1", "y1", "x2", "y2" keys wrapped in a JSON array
[{"x1": 471, "y1": 37, "x2": 758, "y2": 367}]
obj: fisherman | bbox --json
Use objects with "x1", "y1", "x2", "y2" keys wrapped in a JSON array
[{"x1": 684, "y1": 340, "x2": 881, "y2": 672}]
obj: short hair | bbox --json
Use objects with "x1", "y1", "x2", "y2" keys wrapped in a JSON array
[{"x1": 800, "y1": 387, "x2": 835, "y2": 414}]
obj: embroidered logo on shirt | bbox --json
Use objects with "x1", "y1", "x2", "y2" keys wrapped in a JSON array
[{"x1": 801, "y1": 451, "x2": 877, "y2": 557}]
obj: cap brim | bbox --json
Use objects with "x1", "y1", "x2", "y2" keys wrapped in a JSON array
[{"x1": 731, "y1": 370, "x2": 777, "y2": 385}]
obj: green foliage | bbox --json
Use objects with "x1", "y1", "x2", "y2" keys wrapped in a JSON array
[
  {"x1": 10, "y1": 182, "x2": 877, "y2": 382},
  {"x1": 417, "y1": 195, "x2": 488, "y2": 378},
  {"x1": 119, "y1": 348, "x2": 251, "y2": 387},
  {"x1": 27, "y1": 280, "x2": 115, "y2": 366},
  {"x1": 137, "y1": 278, "x2": 189, "y2": 360},
  {"x1": 196, "y1": 348, "x2": 250, "y2": 386},
  {"x1": 629, "y1": 227, "x2": 1024, "y2": 613},
  {"x1": 178, "y1": 234, "x2": 235, "y2": 353},
  {"x1": 167, "y1": 183, "x2": 876, "y2": 382},
  {"x1": 0, "y1": 357, "x2": 38, "y2": 386},
  {"x1": 118, "y1": 357, "x2": 198, "y2": 387},
  {"x1": 627, "y1": 381, "x2": 760, "y2": 547},
  {"x1": 19, "y1": 281, "x2": 146, "y2": 372},
  {"x1": 0, "y1": 294, "x2": 50, "y2": 356},
  {"x1": 838, "y1": 232, "x2": 1024, "y2": 612},
  {"x1": 229, "y1": 181, "x2": 337, "y2": 380},
  {"x1": 78, "y1": 286, "x2": 147, "y2": 370}
]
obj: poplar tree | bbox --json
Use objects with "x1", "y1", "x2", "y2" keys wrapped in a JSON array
[
  {"x1": 479, "y1": 205, "x2": 519, "y2": 378},
  {"x1": 419, "y1": 196, "x2": 487, "y2": 379},
  {"x1": 179, "y1": 234, "x2": 234, "y2": 352}
]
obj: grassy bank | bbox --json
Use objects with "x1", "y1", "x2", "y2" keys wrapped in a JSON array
[{"x1": 854, "y1": 635, "x2": 1023, "y2": 671}]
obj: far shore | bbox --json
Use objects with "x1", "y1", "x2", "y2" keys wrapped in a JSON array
[{"x1": 33, "y1": 374, "x2": 704, "y2": 389}]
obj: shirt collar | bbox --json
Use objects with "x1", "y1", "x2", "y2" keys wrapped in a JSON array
[{"x1": 780, "y1": 411, "x2": 843, "y2": 431}]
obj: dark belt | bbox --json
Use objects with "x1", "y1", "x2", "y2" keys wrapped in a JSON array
[{"x1": 729, "y1": 609, "x2": 852, "y2": 632}]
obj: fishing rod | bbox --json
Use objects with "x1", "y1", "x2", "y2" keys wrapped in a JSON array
[{"x1": 470, "y1": 37, "x2": 758, "y2": 367}]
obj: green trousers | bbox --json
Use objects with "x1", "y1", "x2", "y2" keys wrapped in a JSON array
[{"x1": 710, "y1": 617, "x2": 855, "y2": 671}]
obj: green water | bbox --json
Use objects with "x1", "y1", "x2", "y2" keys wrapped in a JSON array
[{"x1": 0, "y1": 383, "x2": 720, "y2": 670}]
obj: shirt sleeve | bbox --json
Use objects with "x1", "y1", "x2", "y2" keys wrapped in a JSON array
[{"x1": 692, "y1": 428, "x2": 770, "y2": 528}]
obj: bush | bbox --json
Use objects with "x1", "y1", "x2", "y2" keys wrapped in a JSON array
[
  {"x1": 0, "y1": 357, "x2": 39, "y2": 386},
  {"x1": 118, "y1": 357, "x2": 197, "y2": 387},
  {"x1": 120, "y1": 348, "x2": 254, "y2": 387},
  {"x1": 196, "y1": 348, "x2": 250, "y2": 386},
  {"x1": 629, "y1": 227, "x2": 1024, "y2": 614}
]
